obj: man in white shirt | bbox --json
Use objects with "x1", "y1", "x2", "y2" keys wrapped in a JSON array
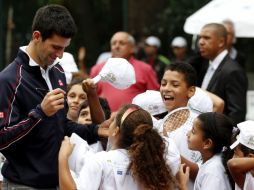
[{"x1": 198, "y1": 23, "x2": 247, "y2": 124}]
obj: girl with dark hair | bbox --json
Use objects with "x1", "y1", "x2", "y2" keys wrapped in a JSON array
[
  {"x1": 178, "y1": 112, "x2": 233, "y2": 190},
  {"x1": 59, "y1": 104, "x2": 176, "y2": 190}
]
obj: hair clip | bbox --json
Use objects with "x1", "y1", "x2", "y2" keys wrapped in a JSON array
[{"x1": 222, "y1": 146, "x2": 228, "y2": 152}]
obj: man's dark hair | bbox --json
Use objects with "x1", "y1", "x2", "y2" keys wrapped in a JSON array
[
  {"x1": 32, "y1": 4, "x2": 77, "y2": 40},
  {"x1": 203, "y1": 23, "x2": 227, "y2": 41},
  {"x1": 165, "y1": 62, "x2": 197, "y2": 87}
]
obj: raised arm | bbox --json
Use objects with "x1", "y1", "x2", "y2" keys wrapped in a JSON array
[
  {"x1": 227, "y1": 157, "x2": 254, "y2": 189},
  {"x1": 58, "y1": 136, "x2": 77, "y2": 190},
  {"x1": 82, "y1": 79, "x2": 105, "y2": 124}
]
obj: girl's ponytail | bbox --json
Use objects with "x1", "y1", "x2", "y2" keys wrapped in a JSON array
[
  {"x1": 128, "y1": 124, "x2": 174, "y2": 190},
  {"x1": 115, "y1": 104, "x2": 175, "y2": 190}
]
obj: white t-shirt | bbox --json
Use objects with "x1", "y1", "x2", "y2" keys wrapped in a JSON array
[
  {"x1": 90, "y1": 142, "x2": 104, "y2": 153},
  {"x1": 235, "y1": 172, "x2": 254, "y2": 190},
  {"x1": 164, "y1": 137, "x2": 181, "y2": 176},
  {"x1": 70, "y1": 134, "x2": 180, "y2": 189},
  {"x1": 154, "y1": 107, "x2": 201, "y2": 190},
  {"x1": 155, "y1": 107, "x2": 201, "y2": 163},
  {"x1": 74, "y1": 149, "x2": 142, "y2": 190},
  {"x1": 70, "y1": 142, "x2": 104, "y2": 178},
  {"x1": 187, "y1": 87, "x2": 213, "y2": 114},
  {"x1": 194, "y1": 154, "x2": 232, "y2": 190},
  {"x1": 106, "y1": 137, "x2": 181, "y2": 176}
]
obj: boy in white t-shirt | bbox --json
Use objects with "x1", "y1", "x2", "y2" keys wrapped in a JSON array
[
  {"x1": 159, "y1": 63, "x2": 202, "y2": 163},
  {"x1": 158, "y1": 63, "x2": 202, "y2": 189},
  {"x1": 228, "y1": 120, "x2": 254, "y2": 190}
]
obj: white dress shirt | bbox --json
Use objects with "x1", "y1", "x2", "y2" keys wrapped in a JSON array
[{"x1": 201, "y1": 50, "x2": 228, "y2": 90}]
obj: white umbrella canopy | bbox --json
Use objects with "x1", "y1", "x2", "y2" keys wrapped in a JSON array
[{"x1": 184, "y1": 0, "x2": 254, "y2": 38}]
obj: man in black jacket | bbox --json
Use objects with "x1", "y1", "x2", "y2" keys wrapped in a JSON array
[
  {"x1": 0, "y1": 4, "x2": 108, "y2": 189},
  {"x1": 198, "y1": 23, "x2": 248, "y2": 124},
  {"x1": 222, "y1": 19, "x2": 246, "y2": 68}
]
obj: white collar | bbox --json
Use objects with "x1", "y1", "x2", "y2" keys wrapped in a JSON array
[
  {"x1": 19, "y1": 46, "x2": 59, "y2": 70},
  {"x1": 229, "y1": 47, "x2": 237, "y2": 59},
  {"x1": 210, "y1": 49, "x2": 228, "y2": 70}
]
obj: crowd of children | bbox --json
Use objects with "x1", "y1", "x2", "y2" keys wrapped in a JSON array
[
  {"x1": 0, "y1": 4, "x2": 250, "y2": 190},
  {"x1": 57, "y1": 62, "x2": 254, "y2": 190}
]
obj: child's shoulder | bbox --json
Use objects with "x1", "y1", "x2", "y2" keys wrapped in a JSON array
[{"x1": 201, "y1": 155, "x2": 224, "y2": 172}]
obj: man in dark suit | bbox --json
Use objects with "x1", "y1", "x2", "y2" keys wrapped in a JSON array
[
  {"x1": 222, "y1": 19, "x2": 246, "y2": 68},
  {"x1": 198, "y1": 23, "x2": 248, "y2": 124}
]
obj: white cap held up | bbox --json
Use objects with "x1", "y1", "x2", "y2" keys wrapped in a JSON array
[{"x1": 92, "y1": 58, "x2": 136, "y2": 89}]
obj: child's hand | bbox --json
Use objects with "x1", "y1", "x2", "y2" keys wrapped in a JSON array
[
  {"x1": 176, "y1": 164, "x2": 190, "y2": 190},
  {"x1": 59, "y1": 136, "x2": 75, "y2": 159},
  {"x1": 82, "y1": 78, "x2": 97, "y2": 95},
  {"x1": 100, "y1": 112, "x2": 116, "y2": 129},
  {"x1": 98, "y1": 113, "x2": 116, "y2": 137}
]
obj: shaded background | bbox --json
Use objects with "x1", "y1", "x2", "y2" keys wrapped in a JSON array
[{"x1": 1, "y1": 0, "x2": 253, "y2": 88}]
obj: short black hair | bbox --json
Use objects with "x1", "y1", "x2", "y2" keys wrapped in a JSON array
[
  {"x1": 165, "y1": 63, "x2": 197, "y2": 87},
  {"x1": 203, "y1": 23, "x2": 227, "y2": 41},
  {"x1": 32, "y1": 4, "x2": 77, "y2": 40}
]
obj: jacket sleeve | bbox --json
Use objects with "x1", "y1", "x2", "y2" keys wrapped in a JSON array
[
  {"x1": 65, "y1": 120, "x2": 100, "y2": 145},
  {"x1": 0, "y1": 79, "x2": 45, "y2": 150}
]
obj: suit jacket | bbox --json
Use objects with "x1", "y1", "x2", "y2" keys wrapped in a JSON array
[
  {"x1": 235, "y1": 50, "x2": 246, "y2": 69},
  {"x1": 194, "y1": 54, "x2": 248, "y2": 124},
  {"x1": 188, "y1": 53, "x2": 209, "y2": 87}
]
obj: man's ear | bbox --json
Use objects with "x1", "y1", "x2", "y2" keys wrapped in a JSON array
[
  {"x1": 187, "y1": 86, "x2": 196, "y2": 99},
  {"x1": 32, "y1": 31, "x2": 41, "y2": 41}
]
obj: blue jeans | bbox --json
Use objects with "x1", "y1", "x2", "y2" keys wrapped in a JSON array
[{"x1": 2, "y1": 179, "x2": 58, "y2": 190}]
